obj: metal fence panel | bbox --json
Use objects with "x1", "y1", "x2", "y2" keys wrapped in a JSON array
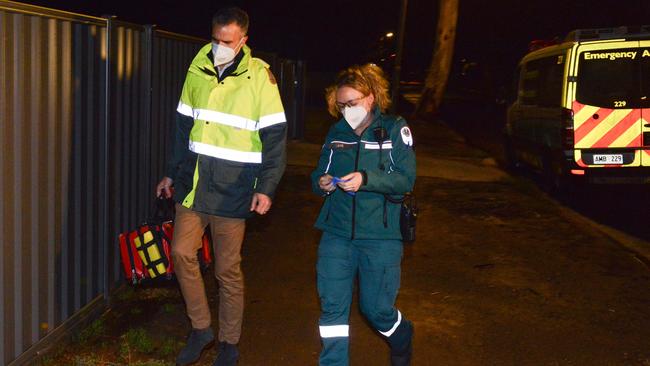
[
  {"x1": 0, "y1": 2, "x2": 107, "y2": 364},
  {"x1": 105, "y1": 19, "x2": 151, "y2": 289},
  {"x1": 149, "y1": 30, "x2": 205, "y2": 206},
  {"x1": 278, "y1": 59, "x2": 306, "y2": 140}
]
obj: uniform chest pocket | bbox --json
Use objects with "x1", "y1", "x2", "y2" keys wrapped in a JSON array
[
  {"x1": 327, "y1": 141, "x2": 358, "y2": 175},
  {"x1": 328, "y1": 141, "x2": 358, "y2": 151},
  {"x1": 362, "y1": 140, "x2": 394, "y2": 170}
]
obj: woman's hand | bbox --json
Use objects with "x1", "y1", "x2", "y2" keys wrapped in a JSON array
[
  {"x1": 337, "y1": 172, "x2": 363, "y2": 193},
  {"x1": 319, "y1": 174, "x2": 336, "y2": 192}
]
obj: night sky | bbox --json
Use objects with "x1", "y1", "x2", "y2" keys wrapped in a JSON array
[{"x1": 14, "y1": 0, "x2": 650, "y2": 86}]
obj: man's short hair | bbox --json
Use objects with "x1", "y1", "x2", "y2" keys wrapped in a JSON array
[{"x1": 212, "y1": 7, "x2": 249, "y2": 35}]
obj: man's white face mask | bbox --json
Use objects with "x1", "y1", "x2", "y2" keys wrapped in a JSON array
[{"x1": 211, "y1": 39, "x2": 243, "y2": 67}]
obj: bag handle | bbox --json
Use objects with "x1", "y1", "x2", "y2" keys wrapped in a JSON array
[{"x1": 149, "y1": 195, "x2": 174, "y2": 224}]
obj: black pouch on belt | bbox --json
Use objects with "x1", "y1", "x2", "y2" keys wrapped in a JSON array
[{"x1": 385, "y1": 192, "x2": 417, "y2": 243}]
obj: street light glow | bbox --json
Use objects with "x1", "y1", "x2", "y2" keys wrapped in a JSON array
[{"x1": 386, "y1": 32, "x2": 394, "y2": 38}]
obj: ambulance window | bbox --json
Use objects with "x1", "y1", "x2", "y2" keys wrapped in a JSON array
[
  {"x1": 576, "y1": 48, "x2": 641, "y2": 109},
  {"x1": 520, "y1": 62, "x2": 540, "y2": 105},
  {"x1": 520, "y1": 56, "x2": 564, "y2": 106},
  {"x1": 537, "y1": 56, "x2": 564, "y2": 107}
]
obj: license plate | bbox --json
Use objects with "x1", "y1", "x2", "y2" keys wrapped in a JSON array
[{"x1": 593, "y1": 154, "x2": 623, "y2": 164}]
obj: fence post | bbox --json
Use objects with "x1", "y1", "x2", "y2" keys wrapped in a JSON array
[
  {"x1": 143, "y1": 25, "x2": 154, "y2": 219},
  {"x1": 101, "y1": 15, "x2": 115, "y2": 303}
]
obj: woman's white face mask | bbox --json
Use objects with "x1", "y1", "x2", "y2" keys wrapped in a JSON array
[{"x1": 342, "y1": 105, "x2": 368, "y2": 129}]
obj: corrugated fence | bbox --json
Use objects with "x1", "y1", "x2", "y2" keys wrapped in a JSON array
[{"x1": 0, "y1": 1, "x2": 305, "y2": 364}]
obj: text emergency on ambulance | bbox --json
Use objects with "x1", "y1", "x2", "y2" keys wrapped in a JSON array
[{"x1": 583, "y1": 49, "x2": 650, "y2": 61}]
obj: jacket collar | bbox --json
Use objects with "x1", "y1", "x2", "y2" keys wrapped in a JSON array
[{"x1": 189, "y1": 43, "x2": 251, "y2": 80}]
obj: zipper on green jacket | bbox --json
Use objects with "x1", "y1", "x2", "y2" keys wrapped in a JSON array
[{"x1": 351, "y1": 137, "x2": 361, "y2": 239}]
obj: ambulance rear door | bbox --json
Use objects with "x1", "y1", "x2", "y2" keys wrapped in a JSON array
[{"x1": 572, "y1": 40, "x2": 643, "y2": 168}]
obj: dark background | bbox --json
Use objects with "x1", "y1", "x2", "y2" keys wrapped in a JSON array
[{"x1": 15, "y1": 0, "x2": 650, "y2": 89}]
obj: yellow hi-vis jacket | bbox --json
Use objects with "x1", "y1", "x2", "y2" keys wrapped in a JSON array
[
  {"x1": 177, "y1": 43, "x2": 286, "y2": 163},
  {"x1": 168, "y1": 44, "x2": 287, "y2": 218}
]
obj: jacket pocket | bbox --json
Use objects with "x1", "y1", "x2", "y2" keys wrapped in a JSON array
[
  {"x1": 212, "y1": 159, "x2": 256, "y2": 185},
  {"x1": 204, "y1": 159, "x2": 257, "y2": 214}
]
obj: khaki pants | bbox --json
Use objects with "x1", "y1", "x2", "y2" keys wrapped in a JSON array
[{"x1": 171, "y1": 204, "x2": 246, "y2": 344}]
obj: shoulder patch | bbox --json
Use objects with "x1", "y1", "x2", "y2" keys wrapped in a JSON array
[
  {"x1": 266, "y1": 68, "x2": 277, "y2": 85},
  {"x1": 400, "y1": 126, "x2": 413, "y2": 146}
]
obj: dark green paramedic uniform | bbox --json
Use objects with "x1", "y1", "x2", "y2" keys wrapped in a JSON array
[{"x1": 310, "y1": 110, "x2": 416, "y2": 365}]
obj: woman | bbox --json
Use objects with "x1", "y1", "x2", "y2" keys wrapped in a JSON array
[{"x1": 311, "y1": 64, "x2": 416, "y2": 366}]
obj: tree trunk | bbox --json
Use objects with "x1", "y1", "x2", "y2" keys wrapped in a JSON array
[{"x1": 416, "y1": 0, "x2": 459, "y2": 118}]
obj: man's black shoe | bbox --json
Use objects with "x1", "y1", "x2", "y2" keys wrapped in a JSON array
[
  {"x1": 213, "y1": 342, "x2": 239, "y2": 366},
  {"x1": 176, "y1": 327, "x2": 215, "y2": 366}
]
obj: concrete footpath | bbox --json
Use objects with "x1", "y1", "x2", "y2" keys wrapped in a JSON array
[{"x1": 50, "y1": 118, "x2": 650, "y2": 366}]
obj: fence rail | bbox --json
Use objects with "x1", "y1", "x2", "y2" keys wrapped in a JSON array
[{"x1": 0, "y1": 1, "x2": 304, "y2": 364}]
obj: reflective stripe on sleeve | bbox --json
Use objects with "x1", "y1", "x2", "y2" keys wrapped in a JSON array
[
  {"x1": 177, "y1": 102, "x2": 193, "y2": 117},
  {"x1": 319, "y1": 324, "x2": 349, "y2": 338},
  {"x1": 324, "y1": 149, "x2": 334, "y2": 174},
  {"x1": 378, "y1": 310, "x2": 402, "y2": 337},
  {"x1": 189, "y1": 141, "x2": 262, "y2": 163},
  {"x1": 259, "y1": 112, "x2": 287, "y2": 129}
]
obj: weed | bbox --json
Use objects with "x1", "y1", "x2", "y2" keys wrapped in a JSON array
[
  {"x1": 161, "y1": 303, "x2": 176, "y2": 314},
  {"x1": 130, "y1": 307, "x2": 143, "y2": 315},
  {"x1": 77, "y1": 319, "x2": 105, "y2": 344},
  {"x1": 119, "y1": 338, "x2": 132, "y2": 364},
  {"x1": 116, "y1": 286, "x2": 136, "y2": 302},
  {"x1": 158, "y1": 337, "x2": 177, "y2": 358},
  {"x1": 132, "y1": 360, "x2": 172, "y2": 366},
  {"x1": 38, "y1": 355, "x2": 54, "y2": 366},
  {"x1": 73, "y1": 354, "x2": 114, "y2": 365},
  {"x1": 124, "y1": 328, "x2": 154, "y2": 354}
]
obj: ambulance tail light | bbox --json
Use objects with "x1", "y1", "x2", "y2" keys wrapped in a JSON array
[{"x1": 561, "y1": 108, "x2": 575, "y2": 149}]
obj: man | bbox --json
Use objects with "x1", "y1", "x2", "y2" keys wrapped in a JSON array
[{"x1": 156, "y1": 7, "x2": 286, "y2": 366}]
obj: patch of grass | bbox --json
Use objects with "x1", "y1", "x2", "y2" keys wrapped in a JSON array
[
  {"x1": 35, "y1": 344, "x2": 69, "y2": 365},
  {"x1": 133, "y1": 359, "x2": 172, "y2": 366},
  {"x1": 119, "y1": 339, "x2": 132, "y2": 363},
  {"x1": 161, "y1": 303, "x2": 176, "y2": 314},
  {"x1": 158, "y1": 337, "x2": 178, "y2": 358},
  {"x1": 124, "y1": 328, "x2": 154, "y2": 354},
  {"x1": 77, "y1": 319, "x2": 105, "y2": 344},
  {"x1": 73, "y1": 354, "x2": 108, "y2": 365},
  {"x1": 37, "y1": 355, "x2": 55, "y2": 366},
  {"x1": 129, "y1": 307, "x2": 144, "y2": 315},
  {"x1": 116, "y1": 286, "x2": 137, "y2": 302}
]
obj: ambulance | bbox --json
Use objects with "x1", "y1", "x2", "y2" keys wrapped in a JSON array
[{"x1": 505, "y1": 26, "x2": 650, "y2": 186}]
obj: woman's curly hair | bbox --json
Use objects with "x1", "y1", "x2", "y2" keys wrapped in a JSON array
[{"x1": 325, "y1": 64, "x2": 391, "y2": 117}]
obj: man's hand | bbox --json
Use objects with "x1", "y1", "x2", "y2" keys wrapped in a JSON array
[
  {"x1": 318, "y1": 174, "x2": 336, "y2": 192},
  {"x1": 250, "y1": 193, "x2": 272, "y2": 215},
  {"x1": 337, "y1": 172, "x2": 363, "y2": 193},
  {"x1": 156, "y1": 177, "x2": 174, "y2": 198}
]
